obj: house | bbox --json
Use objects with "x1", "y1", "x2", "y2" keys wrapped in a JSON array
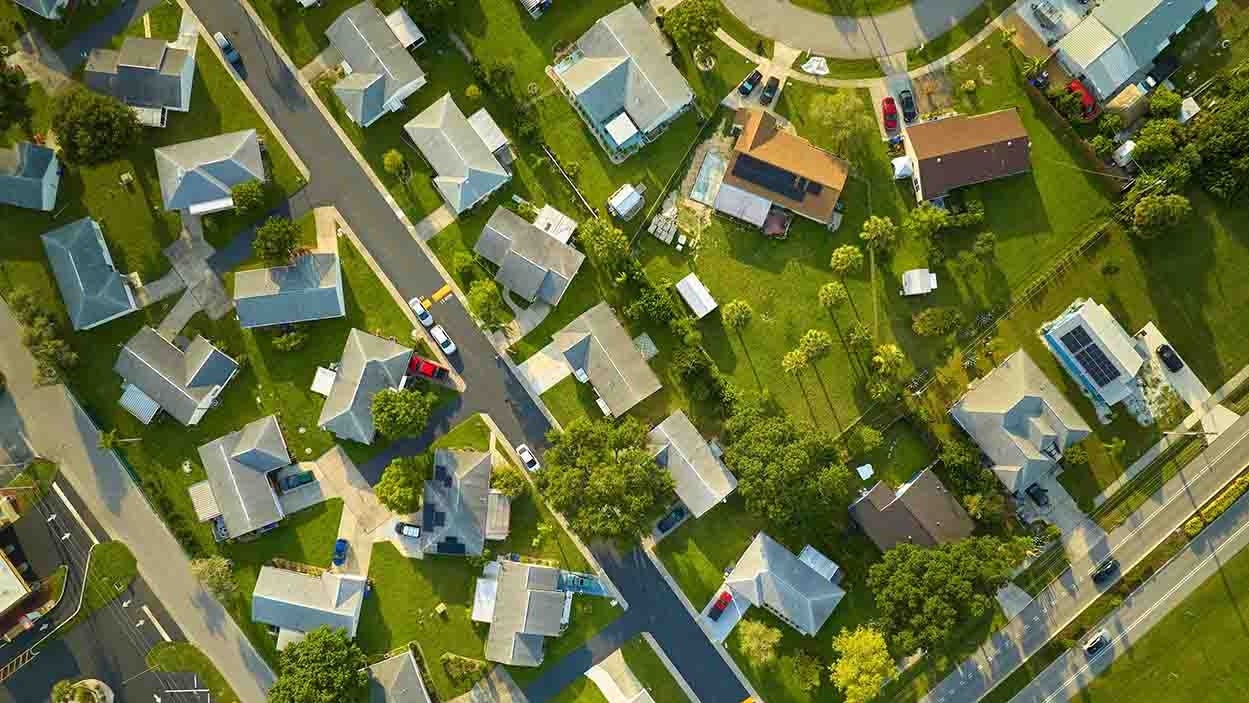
[
  {"x1": 234, "y1": 253, "x2": 346, "y2": 329},
  {"x1": 483, "y1": 560, "x2": 570, "y2": 667},
  {"x1": 0, "y1": 142, "x2": 59, "y2": 211},
  {"x1": 1040, "y1": 298, "x2": 1145, "y2": 409},
  {"x1": 553, "y1": 3, "x2": 693, "y2": 158},
  {"x1": 365, "y1": 649, "x2": 431, "y2": 703},
  {"x1": 326, "y1": 2, "x2": 427, "y2": 127},
  {"x1": 114, "y1": 327, "x2": 239, "y2": 426},
  {"x1": 725, "y1": 533, "x2": 845, "y2": 637},
  {"x1": 849, "y1": 468, "x2": 974, "y2": 552},
  {"x1": 41, "y1": 218, "x2": 138, "y2": 331},
  {"x1": 155, "y1": 130, "x2": 266, "y2": 214},
  {"x1": 716, "y1": 109, "x2": 849, "y2": 230},
  {"x1": 404, "y1": 94, "x2": 511, "y2": 214},
  {"x1": 317, "y1": 330, "x2": 412, "y2": 444},
  {"x1": 189, "y1": 416, "x2": 292, "y2": 541},
  {"x1": 648, "y1": 410, "x2": 736, "y2": 518},
  {"x1": 553, "y1": 302, "x2": 662, "y2": 418},
  {"x1": 420, "y1": 449, "x2": 511, "y2": 556},
  {"x1": 84, "y1": 36, "x2": 195, "y2": 127},
  {"x1": 12, "y1": 0, "x2": 68, "y2": 19},
  {"x1": 902, "y1": 109, "x2": 1031, "y2": 202},
  {"x1": 251, "y1": 565, "x2": 367, "y2": 650},
  {"x1": 1056, "y1": 0, "x2": 1209, "y2": 99},
  {"x1": 951, "y1": 349, "x2": 1093, "y2": 493},
  {"x1": 473, "y1": 207, "x2": 585, "y2": 305}
]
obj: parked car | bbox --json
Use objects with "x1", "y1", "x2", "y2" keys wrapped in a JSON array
[
  {"x1": 881, "y1": 96, "x2": 898, "y2": 131},
  {"x1": 213, "y1": 32, "x2": 241, "y2": 67},
  {"x1": 709, "y1": 591, "x2": 733, "y2": 621},
  {"x1": 516, "y1": 444, "x2": 540, "y2": 472},
  {"x1": 1067, "y1": 79, "x2": 1096, "y2": 118},
  {"x1": 407, "y1": 297, "x2": 435, "y2": 328},
  {"x1": 898, "y1": 89, "x2": 917, "y2": 123},
  {"x1": 656, "y1": 505, "x2": 688, "y2": 533},
  {"x1": 1090, "y1": 558, "x2": 1119, "y2": 584},
  {"x1": 405, "y1": 354, "x2": 449, "y2": 381},
  {"x1": 394, "y1": 522, "x2": 421, "y2": 539},
  {"x1": 1156, "y1": 344, "x2": 1184, "y2": 373},
  {"x1": 1025, "y1": 482, "x2": 1051, "y2": 507},
  {"x1": 738, "y1": 69, "x2": 763, "y2": 97},
  {"x1": 278, "y1": 471, "x2": 315, "y2": 493},
  {"x1": 760, "y1": 76, "x2": 781, "y2": 106},
  {"x1": 430, "y1": 325, "x2": 457, "y2": 355},
  {"x1": 1083, "y1": 629, "x2": 1110, "y2": 656},
  {"x1": 332, "y1": 538, "x2": 349, "y2": 567}
]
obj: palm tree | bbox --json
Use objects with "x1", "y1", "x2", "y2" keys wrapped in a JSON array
[
  {"x1": 829, "y1": 245, "x2": 864, "y2": 321},
  {"x1": 818, "y1": 282, "x2": 865, "y2": 380},
  {"x1": 799, "y1": 329, "x2": 842, "y2": 431},
  {"x1": 1021, "y1": 55, "x2": 1047, "y2": 80},
  {"x1": 722, "y1": 299, "x2": 754, "y2": 340},
  {"x1": 871, "y1": 343, "x2": 907, "y2": 379},
  {"x1": 97, "y1": 429, "x2": 140, "y2": 451},
  {"x1": 782, "y1": 349, "x2": 809, "y2": 377}
]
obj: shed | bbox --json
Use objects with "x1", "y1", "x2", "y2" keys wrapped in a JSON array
[
  {"x1": 901, "y1": 269, "x2": 938, "y2": 296},
  {"x1": 675, "y1": 273, "x2": 717, "y2": 319},
  {"x1": 1112, "y1": 140, "x2": 1135, "y2": 168},
  {"x1": 533, "y1": 205, "x2": 578, "y2": 244},
  {"x1": 607, "y1": 184, "x2": 644, "y2": 220},
  {"x1": 384, "y1": 8, "x2": 426, "y2": 49},
  {"x1": 1180, "y1": 96, "x2": 1201, "y2": 124}
]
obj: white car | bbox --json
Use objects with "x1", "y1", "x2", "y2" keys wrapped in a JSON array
[
  {"x1": 430, "y1": 325, "x2": 457, "y2": 356},
  {"x1": 1083, "y1": 630, "x2": 1110, "y2": 656},
  {"x1": 407, "y1": 297, "x2": 434, "y2": 328},
  {"x1": 516, "y1": 444, "x2": 540, "y2": 472}
]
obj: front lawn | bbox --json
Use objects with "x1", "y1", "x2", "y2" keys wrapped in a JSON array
[
  {"x1": 786, "y1": 0, "x2": 915, "y2": 17},
  {"x1": 905, "y1": 0, "x2": 1012, "y2": 69},
  {"x1": 621, "y1": 635, "x2": 691, "y2": 702},
  {"x1": 243, "y1": 0, "x2": 404, "y2": 68},
  {"x1": 65, "y1": 541, "x2": 137, "y2": 629}
]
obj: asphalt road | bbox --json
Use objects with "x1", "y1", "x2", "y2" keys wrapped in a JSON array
[{"x1": 922, "y1": 411, "x2": 1249, "y2": 703}]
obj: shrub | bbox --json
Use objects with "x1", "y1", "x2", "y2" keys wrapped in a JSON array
[
  {"x1": 491, "y1": 462, "x2": 529, "y2": 499},
  {"x1": 231, "y1": 180, "x2": 267, "y2": 215},
  {"x1": 253, "y1": 216, "x2": 300, "y2": 265},
  {"x1": 1090, "y1": 134, "x2": 1115, "y2": 160},
  {"x1": 465, "y1": 84, "x2": 481, "y2": 101},
  {"x1": 1149, "y1": 86, "x2": 1182, "y2": 118},
  {"x1": 272, "y1": 330, "x2": 307, "y2": 352},
  {"x1": 1198, "y1": 472, "x2": 1249, "y2": 525},
  {"x1": 1184, "y1": 516, "x2": 1205, "y2": 538},
  {"x1": 440, "y1": 653, "x2": 487, "y2": 685},
  {"x1": 912, "y1": 307, "x2": 964, "y2": 337}
]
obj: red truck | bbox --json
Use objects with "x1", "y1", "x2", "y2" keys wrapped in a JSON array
[{"x1": 403, "y1": 355, "x2": 449, "y2": 388}]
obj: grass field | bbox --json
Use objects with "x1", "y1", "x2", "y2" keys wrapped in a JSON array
[
  {"x1": 905, "y1": 0, "x2": 1012, "y2": 69},
  {"x1": 787, "y1": 0, "x2": 914, "y2": 16},
  {"x1": 148, "y1": 642, "x2": 240, "y2": 703},
  {"x1": 66, "y1": 541, "x2": 137, "y2": 629}
]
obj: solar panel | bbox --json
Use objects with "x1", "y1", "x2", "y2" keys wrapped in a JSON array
[
  {"x1": 1060, "y1": 327, "x2": 1092, "y2": 354},
  {"x1": 422, "y1": 503, "x2": 436, "y2": 530},
  {"x1": 1058, "y1": 324, "x2": 1121, "y2": 388},
  {"x1": 732, "y1": 154, "x2": 805, "y2": 200}
]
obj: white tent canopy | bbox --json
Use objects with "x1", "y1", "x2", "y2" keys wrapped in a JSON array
[
  {"x1": 712, "y1": 182, "x2": 770, "y2": 227},
  {"x1": 802, "y1": 57, "x2": 830, "y2": 76},
  {"x1": 901, "y1": 268, "x2": 938, "y2": 296},
  {"x1": 676, "y1": 273, "x2": 718, "y2": 319},
  {"x1": 1180, "y1": 96, "x2": 1201, "y2": 124},
  {"x1": 608, "y1": 184, "x2": 644, "y2": 219},
  {"x1": 892, "y1": 156, "x2": 913, "y2": 180}
]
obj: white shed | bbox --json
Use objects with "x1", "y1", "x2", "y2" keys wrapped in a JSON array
[
  {"x1": 901, "y1": 269, "x2": 938, "y2": 296},
  {"x1": 384, "y1": 8, "x2": 426, "y2": 49},
  {"x1": 676, "y1": 273, "x2": 718, "y2": 319}
]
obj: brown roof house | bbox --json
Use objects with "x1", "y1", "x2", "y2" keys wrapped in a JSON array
[
  {"x1": 850, "y1": 467, "x2": 974, "y2": 552},
  {"x1": 902, "y1": 108, "x2": 1031, "y2": 201},
  {"x1": 715, "y1": 109, "x2": 849, "y2": 232}
]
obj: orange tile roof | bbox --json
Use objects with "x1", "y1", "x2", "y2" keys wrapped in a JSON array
[{"x1": 726, "y1": 109, "x2": 850, "y2": 224}]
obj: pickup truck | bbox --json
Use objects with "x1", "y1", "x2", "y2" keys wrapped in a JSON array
[{"x1": 404, "y1": 355, "x2": 449, "y2": 388}]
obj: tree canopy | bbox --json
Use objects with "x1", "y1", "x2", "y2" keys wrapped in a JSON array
[
  {"x1": 467, "y1": 279, "x2": 508, "y2": 330},
  {"x1": 663, "y1": 0, "x2": 719, "y2": 52},
  {"x1": 810, "y1": 91, "x2": 873, "y2": 156},
  {"x1": 0, "y1": 62, "x2": 31, "y2": 133},
  {"x1": 722, "y1": 299, "x2": 753, "y2": 333},
  {"x1": 1133, "y1": 193, "x2": 1191, "y2": 238},
  {"x1": 371, "y1": 388, "x2": 437, "y2": 439},
  {"x1": 231, "y1": 180, "x2": 266, "y2": 215},
  {"x1": 268, "y1": 626, "x2": 368, "y2": 703},
  {"x1": 190, "y1": 556, "x2": 237, "y2": 600},
  {"x1": 859, "y1": 216, "x2": 898, "y2": 253},
  {"x1": 375, "y1": 455, "x2": 428, "y2": 514},
  {"x1": 830, "y1": 626, "x2": 894, "y2": 703},
  {"x1": 578, "y1": 217, "x2": 631, "y2": 274},
  {"x1": 253, "y1": 216, "x2": 301, "y2": 266},
  {"x1": 829, "y1": 244, "x2": 864, "y2": 279},
  {"x1": 51, "y1": 87, "x2": 140, "y2": 165}
]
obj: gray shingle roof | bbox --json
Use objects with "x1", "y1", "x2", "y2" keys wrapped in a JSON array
[
  {"x1": 404, "y1": 95, "x2": 510, "y2": 213},
  {"x1": 849, "y1": 468, "x2": 974, "y2": 552},
  {"x1": 197, "y1": 416, "x2": 289, "y2": 538},
  {"x1": 0, "y1": 142, "x2": 58, "y2": 211},
  {"x1": 367, "y1": 650, "x2": 431, "y2": 703},
  {"x1": 553, "y1": 302, "x2": 661, "y2": 418},
  {"x1": 421, "y1": 449, "x2": 495, "y2": 556},
  {"x1": 318, "y1": 330, "x2": 412, "y2": 444},
  {"x1": 251, "y1": 566, "x2": 367, "y2": 638},
  {"x1": 84, "y1": 37, "x2": 193, "y2": 111},
  {"x1": 474, "y1": 207, "x2": 584, "y2": 304},
  {"x1": 484, "y1": 560, "x2": 566, "y2": 666},
  {"x1": 155, "y1": 130, "x2": 265, "y2": 211},
  {"x1": 1096, "y1": 0, "x2": 1206, "y2": 68},
  {"x1": 234, "y1": 253, "x2": 346, "y2": 329},
  {"x1": 725, "y1": 533, "x2": 845, "y2": 637},
  {"x1": 648, "y1": 410, "x2": 736, "y2": 518},
  {"x1": 12, "y1": 0, "x2": 65, "y2": 19},
  {"x1": 326, "y1": 2, "x2": 426, "y2": 126},
  {"x1": 40, "y1": 218, "x2": 137, "y2": 330},
  {"x1": 114, "y1": 327, "x2": 239, "y2": 425}
]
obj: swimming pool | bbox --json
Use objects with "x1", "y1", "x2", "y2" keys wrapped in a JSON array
[{"x1": 689, "y1": 151, "x2": 726, "y2": 206}]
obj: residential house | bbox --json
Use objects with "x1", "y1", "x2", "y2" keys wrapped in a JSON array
[
  {"x1": 725, "y1": 533, "x2": 845, "y2": 637},
  {"x1": 473, "y1": 207, "x2": 585, "y2": 306},
  {"x1": 365, "y1": 649, "x2": 431, "y2": 703},
  {"x1": 189, "y1": 416, "x2": 292, "y2": 541},
  {"x1": 553, "y1": 302, "x2": 662, "y2": 418},
  {"x1": 404, "y1": 94, "x2": 511, "y2": 214},
  {"x1": 85, "y1": 36, "x2": 195, "y2": 127},
  {"x1": 326, "y1": 2, "x2": 427, "y2": 127},
  {"x1": 1056, "y1": 0, "x2": 1209, "y2": 99},
  {"x1": 41, "y1": 218, "x2": 138, "y2": 330},
  {"x1": 849, "y1": 468, "x2": 974, "y2": 552},
  {"x1": 420, "y1": 449, "x2": 511, "y2": 556},
  {"x1": 648, "y1": 410, "x2": 736, "y2": 518},
  {"x1": 251, "y1": 565, "x2": 367, "y2": 649},
  {"x1": 114, "y1": 327, "x2": 239, "y2": 426},
  {"x1": 715, "y1": 109, "x2": 850, "y2": 232},
  {"x1": 483, "y1": 560, "x2": 569, "y2": 667},
  {"x1": 902, "y1": 108, "x2": 1031, "y2": 202},
  {"x1": 553, "y1": 3, "x2": 693, "y2": 158},
  {"x1": 0, "y1": 142, "x2": 59, "y2": 211},
  {"x1": 1040, "y1": 298, "x2": 1145, "y2": 409},
  {"x1": 317, "y1": 329, "x2": 412, "y2": 444},
  {"x1": 154, "y1": 130, "x2": 266, "y2": 214},
  {"x1": 11, "y1": 0, "x2": 68, "y2": 19},
  {"x1": 951, "y1": 349, "x2": 1093, "y2": 493},
  {"x1": 0, "y1": 548, "x2": 30, "y2": 622},
  {"x1": 234, "y1": 253, "x2": 346, "y2": 329}
]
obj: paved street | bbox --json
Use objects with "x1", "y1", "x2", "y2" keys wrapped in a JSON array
[{"x1": 922, "y1": 411, "x2": 1249, "y2": 703}]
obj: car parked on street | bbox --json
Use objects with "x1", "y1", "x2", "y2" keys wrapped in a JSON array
[
  {"x1": 516, "y1": 444, "x2": 540, "y2": 472},
  {"x1": 394, "y1": 522, "x2": 421, "y2": 539},
  {"x1": 881, "y1": 96, "x2": 898, "y2": 131},
  {"x1": 709, "y1": 591, "x2": 733, "y2": 621},
  {"x1": 1025, "y1": 482, "x2": 1050, "y2": 507},
  {"x1": 430, "y1": 325, "x2": 457, "y2": 355},
  {"x1": 1156, "y1": 344, "x2": 1184, "y2": 373},
  {"x1": 213, "y1": 32, "x2": 241, "y2": 68},
  {"x1": 1083, "y1": 629, "x2": 1110, "y2": 656},
  {"x1": 760, "y1": 76, "x2": 780, "y2": 106},
  {"x1": 1090, "y1": 558, "x2": 1119, "y2": 584},
  {"x1": 739, "y1": 69, "x2": 763, "y2": 97},
  {"x1": 407, "y1": 297, "x2": 434, "y2": 328},
  {"x1": 332, "y1": 538, "x2": 349, "y2": 567},
  {"x1": 898, "y1": 89, "x2": 917, "y2": 123}
]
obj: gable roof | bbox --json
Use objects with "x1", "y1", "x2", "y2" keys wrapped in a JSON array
[
  {"x1": 404, "y1": 95, "x2": 510, "y2": 213},
  {"x1": 84, "y1": 37, "x2": 193, "y2": 111},
  {"x1": 327, "y1": 2, "x2": 426, "y2": 126},
  {"x1": 114, "y1": 327, "x2": 239, "y2": 425},
  {"x1": 951, "y1": 350, "x2": 1092, "y2": 492},
  {"x1": 421, "y1": 449, "x2": 496, "y2": 556},
  {"x1": 40, "y1": 218, "x2": 137, "y2": 330},
  {"x1": 474, "y1": 207, "x2": 585, "y2": 304},
  {"x1": 849, "y1": 468, "x2": 974, "y2": 552},
  {"x1": 1096, "y1": 0, "x2": 1206, "y2": 68},
  {"x1": 648, "y1": 410, "x2": 736, "y2": 517},
  {"x1": 234, "y1": 253, "x2": 346, "y2": 329},
  {"x1": 155, "y1": 130, "x2": 265, "y2": 211},
  {"x1": 553, "y1": 302, "x2": 661, "y2": 418},
  {"x1": 484, "y1": 560, "x2": 566, "y2": 667},
  {"x1": 905, "y1": 109, "x2": 1031, "y2": 200},
  {"x1": 318, "y1": 329, "x2": 411, "y2": 444},
  {"x1": 725, "y1": 533, "x2": 845, "y2": 636},
  {"x1": 196, "y1": 415, "x2": 290, "y2": 538},
  {"x1": 0, "y1": 142, "x2": 58, "y2": 210},
  {"x1": 251, "y1": 566, "x2": 367, "y2": 638},
  {"x1": 12, "y1": 0, "x2": 65, "y2": 19},
  {"x1": 366, "y1": 650, "x2": 431, "y2": 703},
  {"x1": 558, "y1": 4, "x2": 692, "y2": 136}
]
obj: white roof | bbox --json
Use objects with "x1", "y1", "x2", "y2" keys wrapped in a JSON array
[
  {"x1": 901, "y1": 269, "x2": 938, "y2": 296},
  {"x1": 472, "y1": 576, "x2": 497, "y2": 623},
  {"x1": 312, "y1": 367, "x2": 337, "y2": 397},
  {"x1": 132, "y1": 105, "x2": 165, "y2": 127},
  {"x1": 533, "y1": 204, "x2": 578, "y2": 244},
  {"x1": 0, "y1": 553, "x2": 30, "y2": 617},
  {"x1": 188, "y1": 480, "x2": 222, "y2": 521},
  {"x1": 855, "y1": 463, "x2": 874, "y2": 480},
  {"x1": 675, "y1": 273, "x2": 717, "y2": 319},
  {"x1": 797, "y1": 545, "x2": 841, "y2": 582},
  {"x1": 608, "y1": 184, "x2": 643, "y2": 216},
  {"x1": 188, "y1": 196, "x2": 236, "y2": 215},
  {"x1": 385, "y1": 8, "x2": 425, "y2": 49},
  {"x1": 712, "y1": 182, "x2": 771, "y2": 227},
  {"x1": 468, "y1": 108, "x2": 509, "y2": 154},
  {"x1": 605, "y1": 112, "x2": 640, "y2": 148},
  {"x1": 1180, "y1": 96, "x2": 1201, "y2": 123},
  {"x1": 1058, "y1": 16, "x2": 1139, "y2": 97},
  {"x1": 1112, "y1": 140, "x2": 1136, "y2": 167}
]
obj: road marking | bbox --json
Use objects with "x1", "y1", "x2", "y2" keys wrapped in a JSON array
[
  {"x1": 52, "y1": 482, "x2": 100, "y2": 545},
  {"x1": 431, "y1": 284, "x2": 453, "y2": 302},
  {"x1": 142, "y1": 605, "x2": 173, "y2": 642}
]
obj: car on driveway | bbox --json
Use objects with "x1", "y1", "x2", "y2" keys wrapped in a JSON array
[
  {"x1": 1083, "y1": 629, "x2": 1110, "y2": 656},
  {"x1": 1156, "y1": 344, "x2": 1184, "y2": 372},
  {"x1": 516, "y1": 444, "x2": 540, "y2": 472},
  {"x1": 405, "y1": 355, "x2": 449, "y2": 382},
  {"x1": 332, "y1": 538, "x2": 349, "y2": 567},
  {"x1": 1090, "y1": 558, "x2": 1119, "y2": 584},
  {"x1": 407, "y1": 297, "x2": 434, "y2": 328},
  {"x1": 394, "y1": 522, "x2": 421, "y2": 539},
  {"x1": 882, "y1": 96, "x2": 898, "y2": 131},
  {"x1": 898, "y1": 89, "x2": 917, "y2": 123},
  {"x1": 430, "y1": 325, "x2": 457, "y2": 356},
  {"x1": 760, "y1": 76, "x2": 781, "y2": 106},
  {"x1": 739, "y1": 69, "x2": 762, "y2": 97},
  {"x1": 1025, "y1": 482, "x2": 1050, "y2": 507},
  {"x1": 213, "y1": 32, "x2": 242, "y2": 68},
  {"x1": 709, "y1": 591, "x2": 733, "y2": 621},
  {"x1": 656, "y1": 505, "x2": 688, "y2": 533}
]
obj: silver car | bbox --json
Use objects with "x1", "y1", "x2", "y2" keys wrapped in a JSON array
[{"x1": 407, "y1": 297, "x2": 434, "y2": 328}]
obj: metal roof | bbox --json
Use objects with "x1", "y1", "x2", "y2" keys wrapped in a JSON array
[
  {"x1": 327, "y1": 2, "x2": 427, "y2": 126},
  {"x1": 40, "y1": 218, "x2": 137, "y2": 330},
  {"x1": 404, "y1": 94, "x2": 510, "y2": 213},
  {"x1": 234, "y1": 253, "x2": 346, "y2": 329},
  {"x1": 0, "y1": 142, "x2": 58, "y2": 211}
]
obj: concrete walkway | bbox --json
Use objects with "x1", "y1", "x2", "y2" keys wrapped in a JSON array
[
  {"x1": 414, "y1": 204, "x2": 456, "y2": 242},
  {"x1": 585, "y1": 649, "x2": 652, "y2": 703}
]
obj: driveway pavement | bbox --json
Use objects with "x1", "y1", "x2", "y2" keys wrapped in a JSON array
[
  {"x1": 1137, "y1": 322, "x2": 1240, "y2": 437},
  {"x1": 515, "y1": 343, "x2": 573, "y2": 395}
]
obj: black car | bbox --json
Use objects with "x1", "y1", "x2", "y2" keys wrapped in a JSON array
[
  {"x1": 1025, "y1": 482, "x2": 1050, "y2": 507},
  {"x1": 656, "y1": 506, "x2": 689, "y2": 534},
  {"x1": 760, "y1": 76, "x2": 781, "y2": 106},
  {"x1": 1083, "y1": 630, "x2": 1110, "y2": 656},
  {"x1": 739, "y1": 70, "x2": 763, "y2": 97},
  {"x1": 1156, "y1": 344, "x2": 1184, "y2": 372},
  {"x1": 1090, "y1": 558, "x2": 1119, "y2": 584},
  {"x1": 898, "y1": 89, "x2": 918, "y2": 123}
]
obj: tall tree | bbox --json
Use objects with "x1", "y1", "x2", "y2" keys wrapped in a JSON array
[
  {"x1": 782, "y1": 349, "x2": 809, "y2": 378},
  {"x1": 818, "y1": 281, "x2": 863, "y2": 379},
  {"x1": 190, "y1": 556, "x2": 237, "y2": 600},
  {"x1": 253, "y1": 216, "x2": 300, "y2": 265},
  {"x1": 578, "y1": 217, "x2": 631, "y2": 275},
  {"x1": 663, "y1": 0, "x2": 719, "y2": 54},
  {"x1": 50, "y1": 87, "x2": 140, "y2": 165},
  {"x1": 859, "y1": 216, "x2": 898, "y2": 254},
  {"x1": 798, "y1": 329, "x2": 834, "y2": 362},
  {"x1": 374, "y1": 455, "x2": 426, "y2": 514},
  {"x1": 737, "y1": 619, "x2": 783, "y2": 664},
  {"x1": 830, "y1": 626, "x2": 894, "y2": 703},
  {"x1": 721, "y1": 299, "x2": 753, "y2": 337},
  {"x1": 1132, "y1": 193, "x2": 1191, "y2": 238},
  {"x1": 809, "y1": 91, "x2": 873, "y2": 156},
  {"x1": 268, "y1": 627, "x2": 368, "y2": 703},
  {"x1": 467, "y1": 279, "x2": 508, "y2": 330},
  {"x1": 0, "y1": 62, "x2": 31, "y2": 132},
  {"x1": 829, "y1": 245, "x2": 864, "y2": 321},
  {"x1": 901, "y1": 201, "x2": 948, "y2": 242},
  {"x1": 371, "y1": 388, "x2": 437, "y2": 439},
  {"x1": 871, "y1": 343, "x2": 906, "y2": 378}
]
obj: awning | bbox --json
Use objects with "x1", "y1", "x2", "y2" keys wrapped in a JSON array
[
  {"x1": 605, "y1": 112, "x2": 639, "y2": 148},
  {"x1": 676, "y1": 273, "x2": 718, "y2": 319},
  {"x1": 188, "y1": 197, "x2": 235, "y2": 215},
  {"x1": 188, "y1": 480, "x2": 222, "y2": 521},
  {"x1": 312, "y1": 367, "x2": 337, "y2": 397},
  {"x1": 468, "y1": 108, "x2": 509, "y2": 154},
  {"x1": 385, "y1": 8, "x2": 426, "y2": 49},
  {"x1": 471, "y1": 576, "x2": 497, "y2": 623},
  {"x1": 120, "y1": 383, "x2": 160, "y2": 424},
  {"x1": 712, "y1": 182, "x2": 770, "y2": 227},
  {"x1": 901, "y1": 269, "x2": 938, "y2": 296}
]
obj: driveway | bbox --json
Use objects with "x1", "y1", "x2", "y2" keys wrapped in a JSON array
[
  {"x1": 1138, "y1": 323, "x2": 1240, "y2": 437},
  {"x1": 515, "y1": 342, "x2": 572, "y2": 395}
]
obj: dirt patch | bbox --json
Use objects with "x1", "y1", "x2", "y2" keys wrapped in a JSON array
[{"x1": 913, "y1": 68, "x2": 955, "y2": 114}]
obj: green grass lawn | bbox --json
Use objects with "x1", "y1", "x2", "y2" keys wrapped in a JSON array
[
  {"x1": 548, "y1": 678, "x2": 609, "y2": 703},
  {"x1": 5, "y1": 459, "x2": 59, "y2": 513},
  {"x1": 621, "y1": 635, "x2": 692, "y2": 702},
  {"x1": 113, "y1": 0, "x2": 182, "y2": 46},
  {"x1": 906, "y1": 0, "x2": 1012, "y2": 69},
  {"x1": 0, "y1": 0, "x2": 125, "y2": 48},
  {"x1": 716, "y1": 0, "x2": 773, "y2": 59},
  {"x1": 148, "y1": 642, "x2": 240, "y2": 703},
  {"x1": 432, "y1": 413, "x2": 493, "y2": 451},
  {"x1": 65, "y1": 541, "x2": 137, "y2": 629},
  {"x1": 786, "y1": 0, "x2": 918, "y2": 17}
]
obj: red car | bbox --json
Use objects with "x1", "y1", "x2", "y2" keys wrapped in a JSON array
[
  {"x1": 881, "y1": 97, "x2": 898, "y2": 131},
  {"x1": 1067, "y1": 79, "x2": 1096, "y2": 118},
  {"x1": 405, "y1": 355, "x2": 449, "y2": 382},
  {"x1": 709, "y1": 591, "x2": 733, "y2": 621}
]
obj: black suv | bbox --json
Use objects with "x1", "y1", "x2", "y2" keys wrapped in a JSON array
[
  {"x1": 760, "y1": 77, "x2": 781, "y2": 106},
  {"x1": 1156, "y1": 344, "x2": 1184, "y2": 372},
  {"x1": 739, "y1": 70, "x2": 763, "y2": 96},
  {"x1": 1090, "y1": 558, "x2": 1119, "y2": 584}
]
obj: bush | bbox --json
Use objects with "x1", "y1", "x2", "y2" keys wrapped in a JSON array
[
  {"x1": 1149, "y1": 86, "x2": 1182, "y2": 118},
  {"x1": 912, "y1": 307, "x2": 963, "y2": 337},
  {"x1": 1090, "y1": 134, "x2": 1115, "y2": 160},
  {"x1": 491, "y1": 462, "x2": 528, "y2": 499},
  {"x1": 1198, "y1": 472, "x2": 1249, "y2": 525},
  {"x1": 1097, "y1": 113, "x2": 1123, "y2": 139},
  {"x1": 231, "y1": 180, "x2": 267, "y2": 215},
  {"x1": 253, "y1": 216, "x2": 300, "y2": 265},
  {"x1": 440, "y1": 653, "x2": 488, "y2": 685},
  {"x1": 272, "y1": 330, "x2": 308, "y2": 352},
  {"x1": 452, "y1": 250, "x2": 475, "y2": 280},
  {"x1": 465, "y1": 84, "x2": 481, "y2": 101},
  {"x1": 51, "y1": 87, "x2": 140, "y2": 165},
  {"x1": 1184, "y1": 516, "x2": 1205, "y2": 538}
]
